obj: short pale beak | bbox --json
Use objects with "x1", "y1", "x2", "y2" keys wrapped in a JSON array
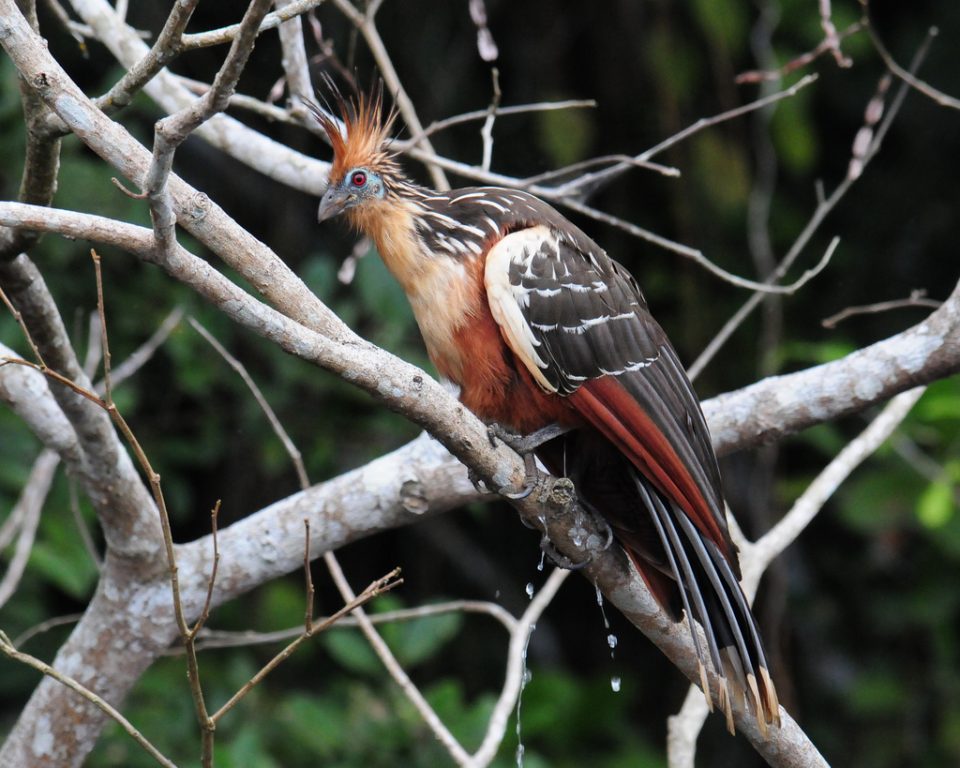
[{"x1": 317, "y1": 185, "x2": 351, "y2": 222}]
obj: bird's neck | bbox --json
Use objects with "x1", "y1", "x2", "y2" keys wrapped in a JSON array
[{"x1": 348, "y1": 190, "x2": 482, "y2": 383}]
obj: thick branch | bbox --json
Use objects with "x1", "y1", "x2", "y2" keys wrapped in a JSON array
[
  {"x1": 704, "y1": 277, "x2": 960, "y2": 455},
  {"x1": 0, "y1": 256, "x2": 160, "y2": 559}
]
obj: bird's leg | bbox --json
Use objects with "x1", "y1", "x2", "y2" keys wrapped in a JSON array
[
  {"x1": 486, "y1": 421, "x2": 572, "y2": 453},
  {"x1": 482, "y1": 421, "x2": 572, "y2": 500}
]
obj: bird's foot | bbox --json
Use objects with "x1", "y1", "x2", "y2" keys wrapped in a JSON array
[
  {"x1": 467, "y1": 447, "x2": 539, "y2": 499},
  {"x1": 482, "y1": 421, "x2": 572, "y2": 499}
]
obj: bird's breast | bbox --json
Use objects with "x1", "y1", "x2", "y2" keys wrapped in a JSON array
[{"x1": 414, "y1": 256, "x2": 576, "y2": 434}]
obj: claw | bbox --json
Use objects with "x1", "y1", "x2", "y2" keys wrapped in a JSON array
[
  {"x1": 497, "y1": 452, "x2": 539, "y2": 499},
  {"x1": 467, "y1": 467, "x2": 491, "y2": 494}
]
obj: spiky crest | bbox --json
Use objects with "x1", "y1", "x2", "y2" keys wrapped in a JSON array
[{"x1": 308, "y1": 85, "x2": 401, "y2": 185}]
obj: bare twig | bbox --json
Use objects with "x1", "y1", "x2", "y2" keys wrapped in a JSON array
[
  {"x1": 0, "y1": 284, "x2": 47, "y2": 367},
  {"x1": 208, "y1": 568, "x2": 402, "y2": 723},
  {"x1": 0, "y1": 631, "x2": 177, "y2": 768},
  {"x1": 188, "y1": 317, "x2": 310, "y2": 489},
  {"x1": 183, "y1": 600, "x2": 518, "y2": 651},
  {"x1": 557, "y1": 74, "x2": 819, "y2": 197},
  {"x1": 865, "y1": 22, "x2": 960, "y2": 110},
  {"x1": 41, "y1": 0, "x2": 93, "y2": 47},
  {"x1": 563, "y1": 201, "x2": 839, "y2": 296},
  {"x1": 818, "y1": 0, "x2": 853, "y2": 68},
  {"x1": 106, "y1": 306, "x2": 184, "y2": 388},
  {"x1": 322, "y1": 552, "x2": 473, "y2": 764},
  {"x1": 409, "y1": 98, "x2": 597, "y2": 143},
  {"x1": 191, "y1": 502, "x2": 222, "y2": 637},
  {"x1": 822, "y1": 290, "x2": 942, "y2": 328},
  {"x1": 480, "y1": 68, "x2": 501, "y2": 173},
  {"x1": 274, "y1": 0, "x2": 315, "y2": 108},
  {"x1": 95, "y1": 0, "x2": 198, "y2": 113},
  {"x1": 13, "y1": 613, "x2": 84, "y2": 648},
  {"x1": 181, "y1": 0, "x2": 327, "y2": 50},
  {"x1": 521, "y1": 154, "x2": 679, "y2": 185},
  {"x1": 0, "y1": 451, "x2": 57, "y2": 609},
  {"x1": 68, "y1": 477, "x2": 102, "y2": 569},
  {"x1": 743, "y1": 387, "x2": 927, "y2": 588},
  {"x1": 141, "y1": 0, "x2": 272, "y2": 261},
  {"x1": 736, "y1": 22, "x2": 863, "y2": 83},
  {"x1": 472, "y1": 568, "x2": 570, "y2": 766}
]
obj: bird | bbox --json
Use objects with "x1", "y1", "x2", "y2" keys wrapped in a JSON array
[{"x1": 310, "y1": 89, "x2": 780, "y2": 735}]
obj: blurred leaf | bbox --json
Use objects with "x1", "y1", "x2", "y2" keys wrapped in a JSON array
[
  {"x1": 257, "y1": 578, "x2": 309, "y2": 632},
  {"x1": 276, "y1": 694, "x2": 346, "y2": 758},
  {"x1": 537, "y1": 104, "x2": 595, "y2": 169},
  {"x1": 849, "y1": 669, "x2": 903, "y2": 716},
  {"x1": 770, "y1": 89, "x2": 817, "y2": 174},
  {"x1": 917, "y1": 479, "x2": 956, "y2": 529},
  {"x1": 837, "y1": 467, "x2": 915, "y2": 533},
  {"x1": 691, "y1": 133, "x2": 749, "y2": 218},
  {"x1": 384, "y1": 604, "x2": 463, "y2": 668},
  {"x1": 322, "y1": 628, "x2": 382, "y2": 675},
  {"x1": 692, "y1": 0, "x2": 747, "y2": 52},
  {"x1": 914, "y1": 378, "x2": 960, "y2": 422}
]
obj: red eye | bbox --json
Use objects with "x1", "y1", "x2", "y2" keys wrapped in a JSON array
[{"x1": 351, "y1": 171, "x2": 367, "y2": 187}]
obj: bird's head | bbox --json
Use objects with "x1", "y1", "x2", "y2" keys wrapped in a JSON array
[{"x1": 309, "y1": 89, "x2": 401, "y2": 225}]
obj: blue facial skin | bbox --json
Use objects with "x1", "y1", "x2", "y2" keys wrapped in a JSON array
[{"x1": 317, "y1": 167, "x2": 385, "y2": 221}]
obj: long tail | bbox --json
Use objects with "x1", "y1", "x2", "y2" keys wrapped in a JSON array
[
  {"x1": 536, "y1": 430, "x2": 780, "y2": 734},
  {"x1": 629, "y1": 467, "x2": 779, "y2": 734}
]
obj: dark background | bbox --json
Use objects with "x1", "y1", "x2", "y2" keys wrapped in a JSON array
[{"x1": 1, "y1": 1, "x2": 959, "y2": 766}]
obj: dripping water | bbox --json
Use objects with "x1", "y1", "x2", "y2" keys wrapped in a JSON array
[
  {"x1": 525, "y1": 582, "x2": 535, "y2": 600},
  {"x1": 596, "y1": 584, "x2": 621, "y2": 693},
  {"x1": 515, "y1": 623, "x2": 535, "y2": 767}
]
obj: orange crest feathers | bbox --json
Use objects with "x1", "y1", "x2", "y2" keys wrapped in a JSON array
[{"x1": 308, "y1": 86, "x2": 399, "y2": 184}]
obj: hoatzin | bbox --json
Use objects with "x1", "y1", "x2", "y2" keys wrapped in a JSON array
[{"x1": 312, "y1": 92, "x2": 780, "y2": 734}]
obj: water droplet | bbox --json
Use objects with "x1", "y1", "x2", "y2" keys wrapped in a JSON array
[
  {"x1": 525, "y1": 582, "x2": 535, "y2": 600},
  {"x1": 537, "y1": 549, "x2": 545, "y2": 572},
  {"x1": 595, "y1": 584, "x2": 604, "y2": 607},
  {"x1": 515, "y1": 629, "x2": 535, "y2": 767},
  {"x1": 610, "y1": 676, "x2": 622, "y2": 692},
  {"x1": 495, "y1": 589, "x2": 501, "y2": 599},
  {"x1": 607, "y1": 634, "x2": 618, "y2": 650}
]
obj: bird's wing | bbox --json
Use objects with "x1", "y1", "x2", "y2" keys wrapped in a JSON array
[
  {"x1": 484, "y1": 224, "x2": 780, "y2": 729},
  {"x1": 484, "y1": 224, "x2": 733, "y2": 562}
]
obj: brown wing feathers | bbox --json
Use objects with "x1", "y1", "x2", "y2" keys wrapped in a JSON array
[{"x1": 487, "y1": 215, "x2": 779, "y2": 730}]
